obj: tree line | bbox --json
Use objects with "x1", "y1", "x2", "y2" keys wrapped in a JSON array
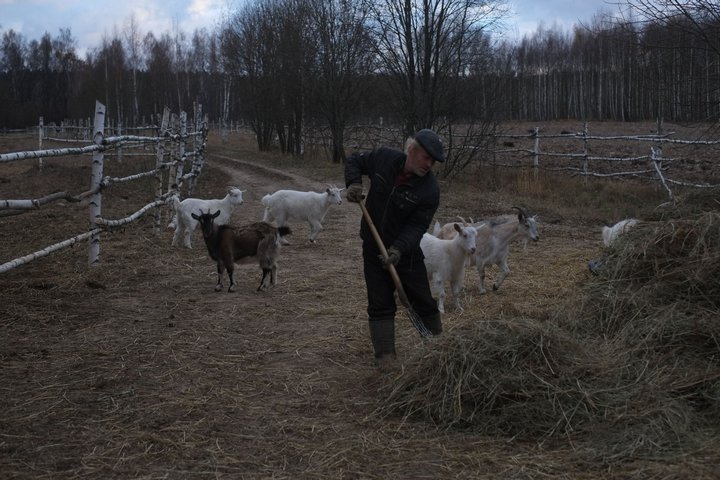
[{"x1": 1, "y1": 0, "x2": 718, "y2": 166}]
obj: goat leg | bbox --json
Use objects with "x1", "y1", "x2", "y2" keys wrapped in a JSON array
[
  {"x1": 270, "y1": 264, "x2": 277, "y2": 285},
  {"x1": 493, "y1": 260, "x2": 510, "y2": 291},
  {"x1": 215, "y1": 263, "x2": 224, "y2": 292},
  {"x1": 227, "y1": 268, "x2": 236, "y2": 293},
  {"x1": 257, "y1": 268, "x2": 272, "y2": 291},
  {"x1": 477, "y1": 264, "x2": 488, "y2": 294}
]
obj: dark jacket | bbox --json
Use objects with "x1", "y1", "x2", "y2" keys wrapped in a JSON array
[{"x1": 345, "y1": 147, "x2": 440, "y2": 262}]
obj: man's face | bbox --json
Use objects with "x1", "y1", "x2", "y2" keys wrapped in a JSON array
[{"x1": 405, "y1": 143, "x2": 437, "y2": 176}]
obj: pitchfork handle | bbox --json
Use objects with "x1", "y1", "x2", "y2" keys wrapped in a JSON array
[{"x1": 358, "y1": 201, "x2": 412, "y2": 309}]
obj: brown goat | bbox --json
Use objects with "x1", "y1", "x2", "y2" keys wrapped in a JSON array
[{"x1": 191, "y1": 210, "x2": 291, "y2": 292}]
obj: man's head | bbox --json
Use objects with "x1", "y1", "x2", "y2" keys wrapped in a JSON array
[{"x1": 404, "y1": 128, "x2": 445, "y2": 176}]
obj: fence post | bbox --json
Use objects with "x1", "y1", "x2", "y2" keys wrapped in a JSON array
[
  {"x1": 88, "y1": 101, "x2": 106, "y2": 266},
  {"x1": 154, "y1": 107, "x2": 171, "y2": 231},
  {"x1": 38, "y1": 116, "x2": 44, "y2": 171},
  {"x1": 189, "y1": 106, "x2": 206, "y2": 195},
  {"x1": 532, "y1": 126, "x2": 540, "y2": 169},
  {"x1": 177, "y1": 110, "x2": 187, "y2": 186},
  {"x1": 651, "y1": 146, "x2": 673, "y2": 199},
  {"x1": 582, "y1": 122, "x2": 589, "y2": 181},
  {"x1": 116, "y1": 121, "x2": 123, "y2": 164}
]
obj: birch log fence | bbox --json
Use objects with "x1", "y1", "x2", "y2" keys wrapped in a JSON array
[
  {"x1": 486, "y1": 122, "x2": 720, "y2": 199},
  {"x1": 302, "y1": 121, "x2": 720, "y2": 198},
  {"x1": 0, "y1": 100, "x2": 208, "y2": 273}
]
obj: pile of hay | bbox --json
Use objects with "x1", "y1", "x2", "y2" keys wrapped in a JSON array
[{"x1": 376, "y1": 195, "x2": 720, "y2": 466}]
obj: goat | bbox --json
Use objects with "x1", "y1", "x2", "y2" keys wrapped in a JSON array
[
  {"x1": 437, "y1": 208, "x2": 539, "y2": 294},
  {"x1": 261, "y1": 185, "x2": 344, "y2": 243},
  {"x1": 191, "y1": 210, "x2": 291, "y2": 292},
  {"x1": 472, "y1": 207, "x2": 539, "y2": 294},
  {"x1": 432, "y1": 216, "x2": 477, "y2": 239},
  {"x1": 588, "y1": 218, "x2": 639, "y2": 275},
  {"x1": 169, "y1": 187, "x2": 245, "y2": 249},
  {"x1": 602, "y1": 218, "x2": 639, "y2": 247},
  {"x1": 420, "y1": 222, "x2": 479, "y2": 313}
]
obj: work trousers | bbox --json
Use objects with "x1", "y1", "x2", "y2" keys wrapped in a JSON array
[{"x1": 362, "y1": 246, "x2": 439, "y2": 320}]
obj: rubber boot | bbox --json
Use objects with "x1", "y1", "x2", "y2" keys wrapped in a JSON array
[
  {"x1": 422, "y1": 313, "x2": 443, "y2": 336},
  {"x1": 368, "y1": 317, "x2": 396, "y2": 369}
]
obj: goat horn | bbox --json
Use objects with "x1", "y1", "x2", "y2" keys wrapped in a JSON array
[{"x1": 512, "y1": 206, "x2": 528, "y2": 218}]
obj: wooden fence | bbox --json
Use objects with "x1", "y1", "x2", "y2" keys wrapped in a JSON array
[
  {"x1": 302, "y1": 121, "x2": 720, "y2": 198},
  {"x1": 0, "y1": 100, "x2": 208, "y2": 273}
]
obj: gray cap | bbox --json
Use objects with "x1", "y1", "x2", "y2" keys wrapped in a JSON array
[{"x1": 414, "y1": 129, "x2": 445, "y2": 163}]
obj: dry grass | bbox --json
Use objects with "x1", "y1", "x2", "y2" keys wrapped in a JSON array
[
  {"x1": 1, "y1": 123, "x2": 720, "y2": 479},
  {"x1": 375, "y1": 187, "x2": 720, "y2": 471}
]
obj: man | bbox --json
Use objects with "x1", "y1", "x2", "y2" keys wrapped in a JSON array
[{"x1": 345, "y1": 129, "x2": 445, "y2": 366}]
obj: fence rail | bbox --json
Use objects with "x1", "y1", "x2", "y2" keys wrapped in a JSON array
[
  {"x1": 301, "y1": 121, "x2": 720, "y2": 198},
  {"x1": 0, "y1": 100, "x2": 208, "y2": 273}
]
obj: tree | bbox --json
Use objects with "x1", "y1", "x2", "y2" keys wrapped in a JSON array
[
  {"x1": 221, "y1": 1, "x2": 282, "y2": 151},
  {"x1": 124, "y1": 13, "x2": 144, "y2": 126},
  {"x1": 623, "y1": 0, "x2": 720, "y2": 123},
  {"x1": 144, "y1": 32, "x2": 175, "y2": 115},
  {"x1": 307, "y1": 0, "x2": 376, "y2": 162},
  {"x1": 366, "y1": 0, "x2": 508, "y2": 136}
]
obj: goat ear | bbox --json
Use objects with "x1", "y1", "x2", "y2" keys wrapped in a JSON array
[
  {"x1": 212, "y1": 210, "x2": 221, "y2": 218},
  {"x1": 454, "y1": 223, "x2": 462, "y2": 233},
  {"x1": 191, "y1": 212, "x2": 200, "y2": 221}
]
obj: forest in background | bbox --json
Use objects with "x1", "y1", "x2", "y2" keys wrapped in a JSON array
[{"x1": 1, "y1": 0, "x2": 719, "y2": 162}]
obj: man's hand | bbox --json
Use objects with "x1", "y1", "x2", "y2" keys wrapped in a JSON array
[
  {"x1": 346, "y1": 183, "x2": 364, "y2": 203},
  {"x1": 379, "y1": 246, "x2": 401, "y2": 269}
]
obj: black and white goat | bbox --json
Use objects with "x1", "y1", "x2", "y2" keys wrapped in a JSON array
[{"x1": 191, "y1": 210, "x2": 291, "y2": 292}]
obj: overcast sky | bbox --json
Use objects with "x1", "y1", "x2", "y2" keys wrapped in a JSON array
[{"x1": 1, "y1": 0, "x2": 621, "y2": 57}]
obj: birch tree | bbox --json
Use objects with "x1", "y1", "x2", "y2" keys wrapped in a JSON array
[{"x1": 124, "y1": 13, "x2": 143, "y2": 126}]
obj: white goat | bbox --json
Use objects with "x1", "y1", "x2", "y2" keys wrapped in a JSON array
[
  {"x1": 261, "y1": 185, "x2": 344, "y2": 243},
  {"x1": 420, "y1": 222, "x2": 479, "y2": 313},
  {"x1": 169, "y1": 187, "x2": 245, "y2": 249},
  {"x1": 602, "y1": 218, "x2": 639, "y2": 247},
  {"x1": 432, "y1": 216, "x2": 479, "y2": 239},
  {"x1": 437, "y1": 208, "x2": 539, "y2": 294},
  {"x1": 588, "y1": 218, "x2": 639, "y2": 275},
  {"x1": 472, "y1": 207, "x2": 539, "y2": 294}
]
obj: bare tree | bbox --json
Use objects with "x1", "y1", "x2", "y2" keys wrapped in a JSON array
[
  {"x1": 124, "y1": 13, "x2": 143, "y2": 126},
  {"x1": 144, "y1": 32, "x2": 175, "y2": 114},
  {"x1": 366, "y1": 0, "x2": 508, "y2": 137},
  {"x1": 98, "y1": 33, "x2": 127, "y2": 126},
  {"x1": 623, "y1": 0, "x2": 720, "y2": 123},
  {"x1": 221, "y1": 1, "x2": 282, "y2": 150},
  {"x1": 307, "y1": 0, "x2": 376, "y2": 163}
]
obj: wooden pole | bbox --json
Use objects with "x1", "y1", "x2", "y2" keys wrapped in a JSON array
[
  {"x1": 154, "y1": 107, "x2": 171, "y2": 231},
  {"x1": 88, "y1": 101, "x2": 106, "y2": 266},
  {"x1": 38, "y1": 116, "x2": 44, "y2": 171}
]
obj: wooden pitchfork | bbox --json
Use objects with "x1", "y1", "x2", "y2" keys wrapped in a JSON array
[{"x1": 359, "y1": 201, "x2": 433, "y2": 338}]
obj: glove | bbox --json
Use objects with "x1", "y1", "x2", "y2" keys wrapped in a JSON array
[
  {"x1": 346, "y1": 183, "x2": 364, "y2": 203},
  {"x1": 379, "y1": 246, "x2": 401, "y2": 269}
]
